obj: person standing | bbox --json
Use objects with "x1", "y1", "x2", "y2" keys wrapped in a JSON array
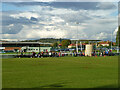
[{"x1": 59, "y1": 52, "x2": 61, "y2": 57}]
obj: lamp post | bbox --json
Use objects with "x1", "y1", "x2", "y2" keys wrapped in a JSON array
[
  {"x1": 76, "y1": 22, "x2": 79, "y2": 53},
  {"x1": 111, "y1": 30, "x2": 113, "y2": 50},
  {"x1": 80, "y1": 41, "x2": 82, "y2": 51},
  {"x1": 76, "y1": 40, "x2": 78, "y2": 53},
  {"x1": 39, "y1": 42, "x2": 40, "y2": 53}
]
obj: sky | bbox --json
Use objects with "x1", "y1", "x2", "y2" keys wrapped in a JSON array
[{"x1": 0, "y1": 0, "x2": 119, "y2": 41}]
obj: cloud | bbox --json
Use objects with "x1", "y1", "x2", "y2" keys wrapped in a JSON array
[
  {"x1": 119, "y1": 14, "x2": 120, "y2": 25},
  {"x1": 4, "y1": 2, "x2": 117, "y2": 11},
  {"x1": 2, "y1": 24, "x2": 23, "y2": 34},
  {"x1": 30, "y1": 17, "x2": 38, "y2": 21},
  {"x1": 2, "y1": 0, "x2": 55, "y2": 2},
  {"x1": 96, "y1": 2, "x2": 117, "y2": 10},
  {"x1": 1, "y1": 2, "x2": 118, "y2": 41},
  {"x1": 2, "y1": 0, "x2": 120, "y2": 2},
  {"x1": 33, "y1": 0, "x2": 56, "y2": 2},
  {"x1": 2, "y1": 11, "x2": 39, "y2": 34},
  {"x1": 113, "y1": 27, "x2": 118, "y2": 39},
  {"x1": 90, "y1": 32, "x2": 110, "y2": 40},
  {"x1": 2, "y1": 12, "x2": 37, "y2": 25},
  {"x1": 2, "y1": 25, "x2": 67, "y2": 39},
  {"x1": 10, "y1": 12, "x2": 40, "y2": 19}
]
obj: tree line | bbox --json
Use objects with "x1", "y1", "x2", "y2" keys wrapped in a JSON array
[{"x1": 116, "y1": 26, "x2": 120, "y2": 47}]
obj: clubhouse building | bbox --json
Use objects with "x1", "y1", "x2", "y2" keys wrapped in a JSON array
[{"x1": 0, "y1": 42, "x2": 52, "y2": 53}]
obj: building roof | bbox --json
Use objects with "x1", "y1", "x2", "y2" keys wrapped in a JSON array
[
  {"x1": 4, "y1": 47, "x2": 21, "y2": 51},
  {"x1": 99, "y1": 42, "x2": 109, "y2": 44},
  {"x1": 113, "y1": 42, "x2": 116, "y2": 45},
  {"x1": 99, "y1": 41, "x2": 110, "y2": 44},
  {"x1": 59, "y1": 44, "x2": 62, "y2": 46},
  {"x1": 68, "y1": 44, "x2": 76, "y2": 46}
]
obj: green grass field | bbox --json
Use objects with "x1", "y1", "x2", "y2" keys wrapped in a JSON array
[{"x1": 2, "y1": 56, "x2": 118, "y2": 88}]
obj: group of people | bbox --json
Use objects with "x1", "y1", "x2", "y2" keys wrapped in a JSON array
[
  {"x1": 19, "y1": 49, "x2": 114, "y2": 58},
  {"x1": 31, "y1": 51, "x2": 86, "y2": 58},
  {"x1": 32, "y1": 51, "x2": 68, "y2": 58},
  {"x1": 92, "y1": 49, "x2": 114, "y2": 56}
]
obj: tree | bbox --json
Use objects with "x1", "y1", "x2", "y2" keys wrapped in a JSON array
[
  {"x1": 61, "y1": 40, "x2": 71, "y2": 49},
  {"x1": 52, "y1": 42, "x2": 58, "y2": 48},
  {"x1": 116, "y1": 26, "x2": 120, "y2": 47},
  {"x1": 84, "y1": 41, "x2": 89, "y2": 44}
]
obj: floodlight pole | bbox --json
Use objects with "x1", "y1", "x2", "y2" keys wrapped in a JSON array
[
  {"x1": 76, "y1": 40, "x2": 78, "y2": 53},
  {"x1": 39, "y1": 42, "x2": 40, "y2": 53},
  {"x1": 76, "y1": 22, "x2": 79, "y2": 53},
  {"x1": 111, "y1": 30, "x2": 112, "y2": 50},
  {"x1": 80, "y1": 41, "x2": 82, "y2": 51}
]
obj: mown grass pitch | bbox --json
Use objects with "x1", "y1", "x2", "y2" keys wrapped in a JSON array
[{"x1": 2, "y1": 56, "x2": 118, "y2": 88}]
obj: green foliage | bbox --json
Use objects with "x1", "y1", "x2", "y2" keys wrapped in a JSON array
[
  {"x1": 52, "y1": 42, "x2": 58, "y2": 48},
  {"x1": 98, "y1": 44, "x2": 103, "y2": 48},
  {"x1": 116, "y1": 26, "x2": 120, "y2": 46},
  {"x1": 21, "y1": 38, "x2": 70, "y2": 43},
  {"x1": 84, "y1": 41, "x2": 89, "y2": 44},
  {"x1": 109, "y1": 42, "x2": 113, "y2": 47},
  {"x1": 61, "y1": 40, "x2": 71, "y2": 48}
]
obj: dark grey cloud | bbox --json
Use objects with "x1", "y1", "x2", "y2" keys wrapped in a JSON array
[
  {"x1": 2, "y1": 0, "x2": 119, "y2": 2},
  {"x1": 4, "y1": 2, "x2": 116, "y2": 11},
  {"x1": 30, "y1": 17, "x2": 38, "y2": 21},
  {"x1": 2, "y1": 12, "x2": 37, "y2": 26},
  {"x1": 2, "y1": 0, "x2": 37, "y2": 2},
  {"x1": 3, "y1": 2, "x2": 52, "y2": 7},
  {"x1": 51, "y1": 2, "x2": 116, "y2": 10},
  {"x1": 2, "y1": 11, "x2": 39, "y2": 34},
  {"x1": 2, "y1": 16, "x2": 36, "y2": 26},
  {"x1": 46, "y1": 2, "x2": 99, "y2": 10},
  {"x1": 2, "y1": 24, "x2": 23, "y2": 34}
]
